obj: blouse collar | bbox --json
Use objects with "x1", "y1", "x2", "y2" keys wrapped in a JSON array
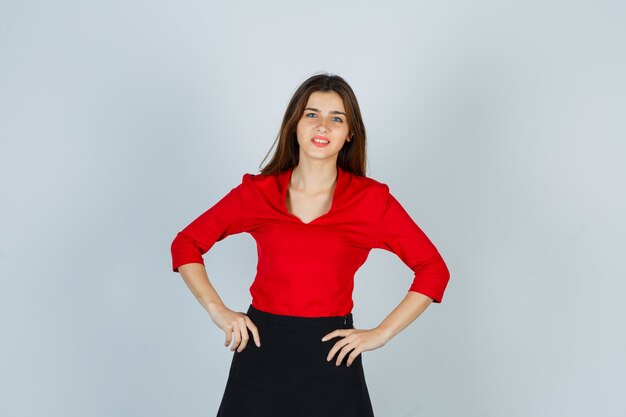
[{"x1": 278, "y1": 165, "x2": 348, "y2": 224}]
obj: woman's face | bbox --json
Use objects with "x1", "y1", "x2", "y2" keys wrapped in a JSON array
[{"x1": 295, "y1": 91, "x2": 351, "y2": 163}]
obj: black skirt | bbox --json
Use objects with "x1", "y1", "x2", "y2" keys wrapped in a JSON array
[{"x1": 216, "y1": 304, "x2": 375, "y2": 417}]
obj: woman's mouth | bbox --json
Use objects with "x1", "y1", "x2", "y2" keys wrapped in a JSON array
[{"x1": 312, "y1": 136, "x2": 330, "y2": 147}]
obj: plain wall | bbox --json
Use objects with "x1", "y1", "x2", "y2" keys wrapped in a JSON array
[{"x1": 1, "y1": 1, "x2": 625, "y2": 416}]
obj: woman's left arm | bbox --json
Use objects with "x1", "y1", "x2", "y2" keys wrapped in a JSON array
[
  {"x1": 323, "y1": 186, "x2": 450, "y2": 366},
  {"x1": 375, "y1": 290, "x2": 433, "y2": 342}
]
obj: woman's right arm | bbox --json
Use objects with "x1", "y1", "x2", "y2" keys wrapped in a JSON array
[
  {"x1": 177, "y1": 262, "x2": 261, "y2": 351},
  {"x1": 171, "y1": 174, "x2": 259, "y2": 351}
]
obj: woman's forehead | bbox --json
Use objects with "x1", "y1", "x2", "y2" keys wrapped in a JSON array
[{"x1": 305, "y1": 91, "x2": 346, "y2": 111}]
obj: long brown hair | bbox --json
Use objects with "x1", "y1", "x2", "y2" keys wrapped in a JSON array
[{"x1": 258, "y1": 73, "x2": 367, "y2": 177}]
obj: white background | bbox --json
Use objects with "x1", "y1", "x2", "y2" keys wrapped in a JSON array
[{"x1": 1, "y1": 1, "x2": 625, "y2": 416}]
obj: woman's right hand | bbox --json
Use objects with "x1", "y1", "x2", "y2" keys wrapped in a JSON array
[{"x1": 207, "y1": 304, "x2": 261, "y2": 352}]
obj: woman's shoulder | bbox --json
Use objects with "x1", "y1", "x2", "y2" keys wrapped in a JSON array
[
  {"x1": 239, "y1": 170, "x2": 281, "y2": 183},
  {"x1": 347, "y1": 171, "x2": 390, "y2": 196},
  {"x1": 235, "y1": 170, "x2": 283, "y2": 194},
  {"x1": 341, "y1": 171, "x2": 391, "y2": 211}
]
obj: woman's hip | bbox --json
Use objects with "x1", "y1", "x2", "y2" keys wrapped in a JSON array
[{"x1": 230, "y1": 304, "x2": 361, "y2": 394}]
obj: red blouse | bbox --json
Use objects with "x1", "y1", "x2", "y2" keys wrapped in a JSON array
[{"x1": 171, "y1": 165, "x2": 450, "y2": 317}]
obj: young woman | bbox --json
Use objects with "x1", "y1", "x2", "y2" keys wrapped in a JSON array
[{"x1": 170, "y1": 73, "x2": 451, "y2": 417}]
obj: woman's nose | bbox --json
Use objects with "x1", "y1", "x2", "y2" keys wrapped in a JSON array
[{"x1": 316, "y1": 117, "x2": 330, "y2": 131}]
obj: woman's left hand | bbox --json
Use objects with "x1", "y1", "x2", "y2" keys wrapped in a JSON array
[{"x1": 321, "y1": 327, "x2": 389, "y2": 367}]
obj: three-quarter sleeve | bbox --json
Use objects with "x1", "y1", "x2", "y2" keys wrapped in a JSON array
[
  {"x1": 170, "y1": 175, "x2": 248, "y2": 272},
  {"x1": 373, "y1": 187, "x2": 450, "y2": 303}
]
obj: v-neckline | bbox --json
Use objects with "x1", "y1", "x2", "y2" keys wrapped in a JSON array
[{"x1": 282, "y1": 165, "x2": 344, "y2": 225}]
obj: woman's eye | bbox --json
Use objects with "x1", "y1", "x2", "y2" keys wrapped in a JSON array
[{"x1": 304, "y1": 113, "x2": 342, "y2": 122}]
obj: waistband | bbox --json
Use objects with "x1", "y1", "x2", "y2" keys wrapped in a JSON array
[{"x1": 246, "y1": 304, "x2": 353, "y2": 328}]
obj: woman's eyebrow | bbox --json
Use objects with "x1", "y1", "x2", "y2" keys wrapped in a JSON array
[{"x1": 304, "y1": 107, "x2": 346, "y2": 116}]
